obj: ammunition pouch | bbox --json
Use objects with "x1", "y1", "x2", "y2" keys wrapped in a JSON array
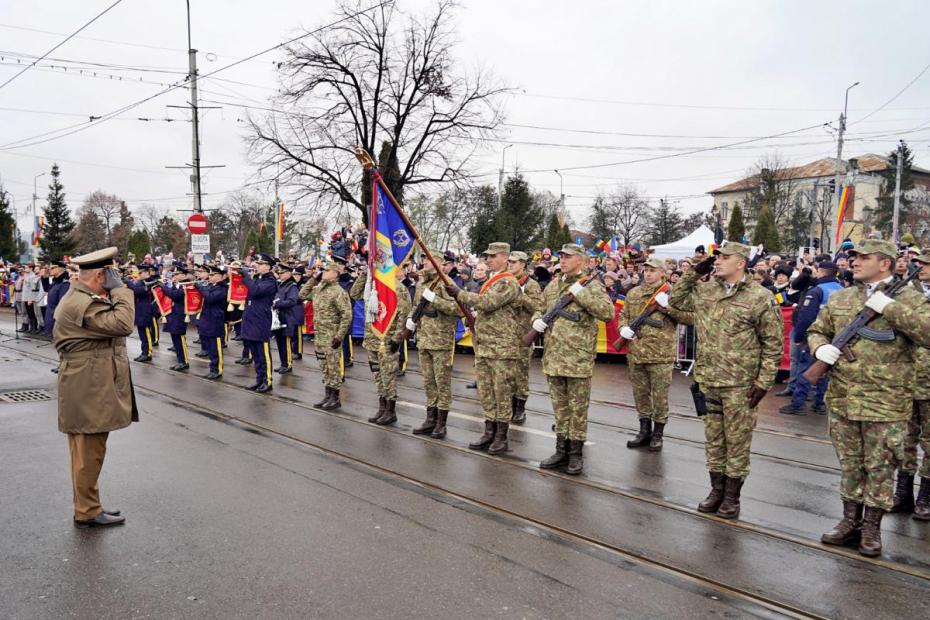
[
  {"x1": 556, "y1": 309, "x2": 581, "y2": 322},
  {"x1": 690, "y1": 383, "x2": 723, "y2": 417},
  {"x1": 857, "y1": 326, "x2": 895, "y2": 342},
  {"x1": 369, "y1": 359, "x2": 380, "y2": 373},
  {"x1": 314, "y1": 349, "x2": 326, "y2": 361}
]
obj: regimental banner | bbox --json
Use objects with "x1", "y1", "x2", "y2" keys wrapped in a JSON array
[
  {"x1": 366, "y1": 177, "x2": 416, "y2": 336},
  {"x1": 227, "y1": 271, "x2": 248, "y2": 311},
  {"x1": 184, "y1": 284, "x2": 203, "y2": 320},
  {"x1": 152, "y1": 285, "x2": 173, "y2": 323}
]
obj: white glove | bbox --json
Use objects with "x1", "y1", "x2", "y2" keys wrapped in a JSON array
[
  {"x1": 422, "y1": 288, "x2": 436, "y2": 302},
  {"x1": 569, "y1": 282, "x2": 585, "y2": 296},
  {"x1": 654, "y1": 291, "x2": 669, "y2": 308},
  {"x1": 532, "y1": 318, "x2": 548, "y2": 333},
  {"x1": 865, "y1": 291, "x2": 894, "y2": 314},
  {"x1": 405, "y1": 318, "x2": 417, "y2": 332},
  {"x1": 815, "y1": 344, "x2": 841, "y2": 366},
  {"x1": 620, "y1": 326, "x2": 636, "y2": 340}
]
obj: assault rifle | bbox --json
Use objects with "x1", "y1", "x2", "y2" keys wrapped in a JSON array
[
  {"x1": 402, "y1": 278, "x2": 442, "y2": 342},
  {"x1": 522, "y1": 273, "x2": 601, "y2": 347},
  {"x1": 804, "y1": 266, "x2": 921, "y2": 383},
  {"x1": 611, "y1": 282, "x2": 670, "y2": 351}
]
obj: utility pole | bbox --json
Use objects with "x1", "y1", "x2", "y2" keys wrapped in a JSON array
[
  {"x1": 831, "y1": 81, "x2": 859, "y2": 252},
  {"x1": 892, "y1": 140, "x2": 904, "y2": 243},
  {"x1": 554, "y1": 169, "x2": 564, "y2": 227},
  {"x1": 498, "y1": 144, "x2": 513, "y2": 211},
  {"x1": 274, "y1": 179, "x2": 280, "y2": 258},
  {"x1": 32, "y1": 172, "x2": 45, "y2": 259}
]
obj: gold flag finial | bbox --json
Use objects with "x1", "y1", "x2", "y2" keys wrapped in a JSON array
[{"x1": 355, "y1": 147, "x2": 375, "y2": 170}]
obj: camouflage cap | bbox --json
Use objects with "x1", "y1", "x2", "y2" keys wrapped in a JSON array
[
  {"x1": 509, "y1": 251, "x2": 529, "y2": 263},
  {"x1": 847, "y1": 238, "x2": 897, "y2": 260},
  {"x1": 643, "y1": 256, "x2": 665, "y2": 270},
  {"x1": 321, "y1": 260, "x2": 340, "y2": 272},
  {"x1": 482, "y1": 242, "x2": 510, "y2": 256},
  {"x1": 912, "y1": 252, "x2": 930, "y2": 265},
  {"x1": 558, "y1": 243, "x2": 585, "y2": 256},
  {"x1": 718, "y1": 241, "x2": 751, "y2": 260}
]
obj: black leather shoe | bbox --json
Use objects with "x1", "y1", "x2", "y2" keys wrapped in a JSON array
[
  {"x1": 167, "y1": 346, "x2": 176, "y2": 352},
  {"x1": 293, "y1": 353, "x2": 303, "y2": 360},
  {"x1": 779, "y1": 403, "x2": 808, "y2": 416},
  {"x1": 774, "y1": 388, "x2": 793, "y2": 397},
  {"x1": 245, "y1": 381, "x2": 262, "y2": 391},
  {"x1": 74, "y1": 512, "x2": 126, "y2": 528},
  {"x1": 466, "y1": 381, "x2": 477, "y2": 389},
  {"x1": 255, "y1": 382, "x2": 272, "y2": 393},
  {"x1": 205, "y1": 371, "x2": 222, "y2": 380},
  {"x1": 235, "y1": 358, "x2": 251, "y2": 365},
  {"x1": 275, "y1": 366, "x2": 292, "y2": 374},
  {"x1": 195, "y1": 351, "x2": 209, "y2": 358},
  {"x1": 103, "y1": 509, "x2": 121, "y2": 516},
  {"x1": 134, "y1": 354, "x2": 152, "y2": 362},
  {"x1": 173, "y1": 363, "x2": 189, "y2": 371}
]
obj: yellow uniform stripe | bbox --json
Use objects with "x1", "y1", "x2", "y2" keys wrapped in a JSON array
[
  {"x1": 180, "y1": 335, "x2": 188, "y2": 364},
  {"x1": 286, "y1": 336, "x2": 292, "y2": 367},
  {"x1": 263, "y1": 342, "x2": 273, "y2": 384},
  {"x1": 216, "y1": 337, "x2": 224, "y2": 375}
]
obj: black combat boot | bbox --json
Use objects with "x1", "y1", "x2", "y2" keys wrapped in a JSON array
[
  {"x1": 565, "y1": 439, "x2": 584, "y2": 475},
  {"x1": 511, "y1": 397, "x2": 527, "y2": 425},
  {"x1": 821, "y1": 500, "x2": 863, "y2": 546},
  {"x1": 431, "y1": 410, "x2": 449, "y2": 439},
  {"x1": 469, "y1": 420, "x2": 496, "y2": 451},
  {"x1": 375, "y1": 399, "x2": 397, "y2": 425},
  {"x1": 858, "y1": 506, "x2": 885, "y2": 557},
  {"x1": 413, "y1": 406, "x2": 437, "y2": 435},
  {"x1": 488, "y1": 422, "x2": 510, "y2": 455},
  {"x1": 314, "y1": 387, "x2": 332, "y2": 408},
  {"x1": 716, "y1": 476, "x2": 744, "y2": 519},
  {"x1": 697, "y1": 471, "x2": 726, "y2": 513},
  {"x1": 649, "y1": 422, "x2": 665, "y2": 451},
  {"x1": 320, "y1": 387, "x2": 341, "y2": 411},
  {"x1": 626, "y1": 418, "x2": 652, "y2": 449},
  {"x1": 368, "y1": 396, "x2": 386, "y2": 422},
  {"x1": 913, "y1": 477, "x2": 930, "y2": 521},
  {"x1": 890, "y1": 471, "x2": 915, "y2": 513},
  {"x1": 539, "y1": 434, "x2": 569, "y2": 470}
]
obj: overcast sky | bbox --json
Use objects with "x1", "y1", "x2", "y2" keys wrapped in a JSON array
[{"x1": 2, "y1": 0, "x2": 930, "y2": 237}]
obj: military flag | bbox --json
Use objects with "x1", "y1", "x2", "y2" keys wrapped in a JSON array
[
  {"x1": 275, "y1": 201, "x2": 285, "y2": 241},
  {"x1": 834, "y1": 185, "x2": 852, "y2": 246}
]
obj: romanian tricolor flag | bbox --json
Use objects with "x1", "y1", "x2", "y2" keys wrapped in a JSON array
[
  {"x1": 275, "y1": 201, "x2": 285, "y2": 241},
  {"x1": 365, "y1": 174, "x2": 416, "y2": 337},
  {"x1": 31, "y1": 215, "x2": 45, "y2": 246},
  {"x1": 834, "y1": 185, "x2": 851, "y2": 246},
  {"x1": 609, "y1": 236, "x2": 618, "y2": 253}
]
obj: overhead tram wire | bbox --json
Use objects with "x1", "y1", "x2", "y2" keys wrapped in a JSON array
[
  {"x1": 0, "y1": 1, "x2": 389, "y2": 151},
  {"x1": 0, "y1": 0, "x2": 126, "y2": 91},
  {"x1": 853, "y1": 59, "x2": 930, "y2": 125}
]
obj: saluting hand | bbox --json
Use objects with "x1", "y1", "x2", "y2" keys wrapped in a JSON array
[{"x1": 693, "y1": 255, "x2": 717, "y2": 276}]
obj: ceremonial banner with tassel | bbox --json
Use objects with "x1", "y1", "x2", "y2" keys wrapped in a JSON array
[
  {"x1": 184, "y1": 284, "x2": 203, "y2": 322},
  {"x1": 152, "y1": 285, "x2": 173, "y2": 323},
  {"x1": 227, "y1": 270, "x2": 248, "y2": 311}
]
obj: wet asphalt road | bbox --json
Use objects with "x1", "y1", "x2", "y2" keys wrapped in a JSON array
[{"x1": 2, "y1": 320, "x2": 930, "y2": 619}]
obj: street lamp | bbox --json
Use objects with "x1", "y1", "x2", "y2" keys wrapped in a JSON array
[
  {"x1": 498, "y1": 144, "x2": 513, "y2": 210},
  {"x1": 32, "y1": 172, "x2": 45, "y2": 255},
  {"x1": 554, "y1": 169, "x2": 564, "y2": 225},
  {"x1": 831, "y1": 81, "x2": 859, "y2": 251}
]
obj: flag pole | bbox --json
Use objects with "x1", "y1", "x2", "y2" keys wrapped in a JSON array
[{"x1": 354, "y1": 147, "x2": 476, "y2": 333}]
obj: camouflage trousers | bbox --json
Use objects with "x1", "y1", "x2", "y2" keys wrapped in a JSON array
[
  {"x1": 902, "y1": 400, "x2": 930, "y2": 477},
  {"x1": 547, "y1": 375, "x2": 592, "y2": 441},
  {"x1": 515, "y1": 346, "x2": 533, "y2": 400},
  {"x1": 829, "y1": 412, "x2": 906, "y2": 511},
  {"x1": 476, "y1": 357, "x2": 519, "y2": 422},
  {"x1": 367, "y1": 345, "x2": 398, "y2": 399},
  {"x1": 419, "y1": 348, "x2": 453, "y2": 410},
  {"x1": 315, "y1": 341, "x2": 344, "y2": 389},
  {"x1": 629, "y1": 362, "x2": 673, "y2": 424},
  {"x1": 703, "y1": 386, "x2": 757, "y2": 480}
]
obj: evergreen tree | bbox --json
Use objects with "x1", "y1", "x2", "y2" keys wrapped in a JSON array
[
  {"x1": 151, "y1": 215, "x2": 187, "y2": 255},
  {"x1": 468, "y1": 187, "x2": 501, "y2": 254},
  {"x1": 587, "y1": 196, "x2": 615, "y2": 242},
  {"x1": 39, "y1": 163, "x2": 77, "y2": 259},
  {"x1": 74, "y1": 206, "x2": 107, "y2": 255},
  {"x1": 127, "y1": 229, "x2": 151, "y2": 260},
  {"x1": 545, "y1": 213, "x2": 562, "y2": 249},
  {"x1": 751, "y1": 204, "x2": 780, "y2": 252},
  {"x1": 727, "y1": 204, "x2": 746, "y2": 243},
  {"x1": 495, "y1": 173, "x2": 545, "y2": 251},
  {"x1": 646, "y1": 198, "x2": 685, "y2": 245},
  {"x1": 110, "y1": 201, "x2": 134, "y2": 257},
  {"x1": 0, "y1": 186, "x2": 16, "y2": 259}
]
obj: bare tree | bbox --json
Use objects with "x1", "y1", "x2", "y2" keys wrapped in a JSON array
[
  {"x1": 588, "y1": 186, "x2": 650, "y2": 246},
  {"x1": 247, "y1": 0, "x2": 508, "y2": 224},
  {"x1": 741, "y1": 153, "x2": 798, "y2": 229},
  {"x1": 82, "y1": 190, "x2": 123, "y2": 244}
]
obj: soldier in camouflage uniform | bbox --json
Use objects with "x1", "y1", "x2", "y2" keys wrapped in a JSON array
[
  {"x1": 670, "y1": 242, "x2": 784, "y2": 520},
  {"x1": 896, "y1": 252, "x2": 930, "y2": 520},
  {"x1": 407, "y1": 249, "x2": 461, "y2": 439},
  {"x1": 531, "y1": 244, "x2": 614, "y2": 475},
  {"x1": 299, "y1": 260, "x2": 352, "y2": 410},
  {"x1": 619, "y1": 256, "x2": 693, "y2": 451},
  {"x1": 446, "y1": 242, "x2": 523, "y2": 455},
  {"x1": 350, "y1": 265, "x2": 412, "y2": 426},
  {"x1": 809, "y1": 240, "x2": 930, "y2": 556},
  {"x1": 508, "y1": 250, "x2": 544, "y2": 424}
]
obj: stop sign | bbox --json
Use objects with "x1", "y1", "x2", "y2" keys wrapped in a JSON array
[{"x1": 187, "y1": 212, "x2": 208, "y2": 234}]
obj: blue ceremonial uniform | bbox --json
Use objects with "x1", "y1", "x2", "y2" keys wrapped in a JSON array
[
  {"x1": 197, "y1": 281, "x2": 229, "y2": 376},
  {"x1": 44, "y1": 274, "x2": 70, "y2": 336},
  {"x1": 128, "y1": 278, "x2": 157, "y2": 357},
  {"x1": 241, "y1": 272, "x2": 277, "y2": 386},
  {"x1": 273, "y1": 279, "x2": 300, "y2": 369},
  {"x1": 790, "y1": 275, "x2": 842, "y2": 409},
  {"x1": 163, "y1": 284, "x2": 189, "y2": 366}
]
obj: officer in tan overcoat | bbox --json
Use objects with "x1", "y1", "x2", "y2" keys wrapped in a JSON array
[{"x1": 53, "y1": 246, "x2": 138, "y2": 528}]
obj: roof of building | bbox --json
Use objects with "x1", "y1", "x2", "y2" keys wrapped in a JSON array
[{"x1": 708, "y1": 153, "x2": 930, "y2": 194}]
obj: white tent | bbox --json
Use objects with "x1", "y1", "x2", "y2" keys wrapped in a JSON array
[{"x1": 650, "y1": 225, "x2": 717, "y2": 261}]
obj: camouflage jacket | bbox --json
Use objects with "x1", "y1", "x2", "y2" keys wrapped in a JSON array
[
  {"x1": 670, "y1": 269, "x2": 784, "y2": 390},
  {"x1": 513, "y1": 274, "x2": 545, "y2": 332},
  {"x1": 349, "y1": 274, "x2": 411, "y2": 350},
  {"x1": 808, "y1": 280, "x2": 930, "y2": 420},
  {"x1": 914, "y1": 281, "x2": 930, "y2": 401},
  {"x1": 301, "y1": 280, "x2": 352, "y2": 343},
  {"x1": 534, "y1": 272, "x2": 615, "y2": 378},
  {"x1": 619, "y1": 280, "x2": 693, "y2": 365},
  {"x1": 410, "y1": 271, "x2": 460, "y2": 350},
  {"x1": 456, "y1": 271, "x2": 523, "y2": 359}
]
